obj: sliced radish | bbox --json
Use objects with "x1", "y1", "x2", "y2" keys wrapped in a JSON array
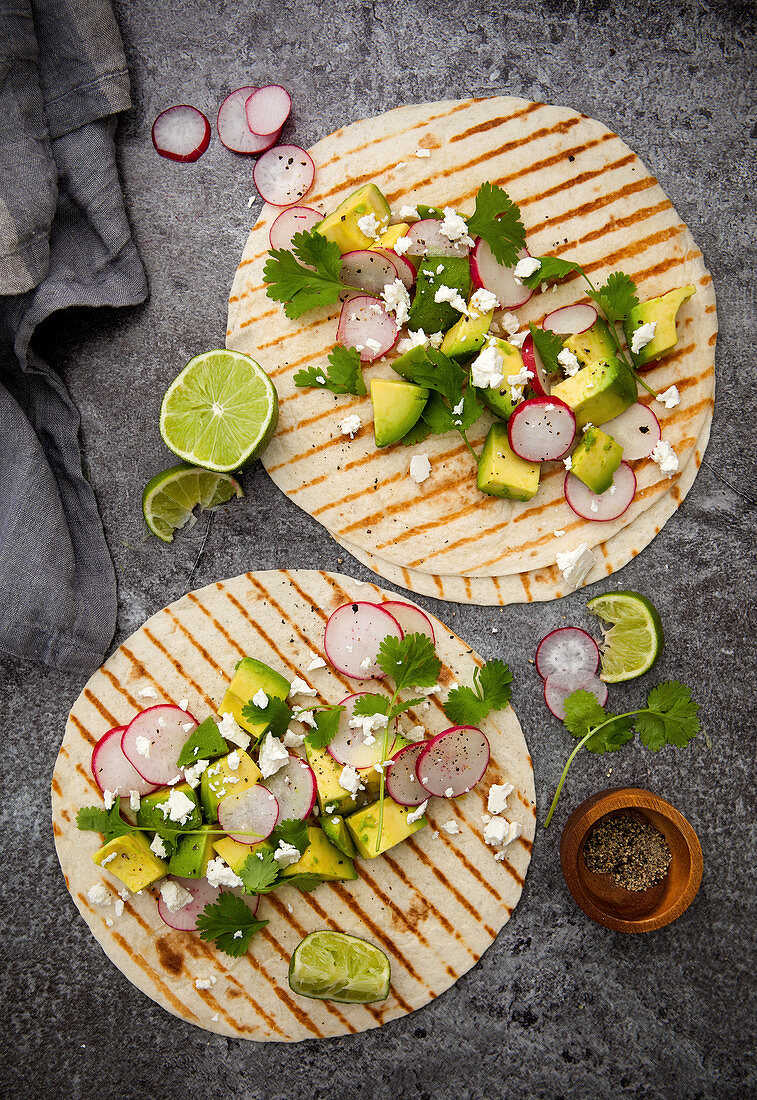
[
  {"x1": 328, "y1": 694, "x2": 396, "y2": 770},
  {"x1": 152, "y1": 105, "x2": 211, "y2": 163},
  {"x1": 508, "y1": 397, "x2": 576, "y2": 462},
  {"x1": 121, "y1": 705, "x2": 199, "y2": 786},
  {"x1": 218, "y1": 784, "x2": 279, "y2": 844},
  {"x1": 260, "y1": 754, "x2": 317, "y2": 822},
  {"x1": 416, "y1": 727, "x2": 490, "y2": 798},
  {"x1": 564, "y1": 462, "x2": 637, "y2": 521},
  {"x1": 542, "y1": 303, "x2": 597, "y2": 336},
  {"x1": 336, "y1": 295, "x2": 399, "y2": 362},
  {"x1": 544, "y1": 669, "x2": 608, "y2": 720},
  {"x1": 373, "y1": 248, "x2": 416, "y2": 289},
  {"x1": 340, "y1": 250, "x2": 398, "y2": 296},
  {"x1": 470, "y1": 241, "x2": 533, "y2": 309},
  {"x1": 91, "y1": 726, "x2": 158, "y2": 797},
  {"x1": 535, "y1": 627, "x2": 600, "y2": 681},
  {"x1": 405, "y1": 219, "x2": 472, "y2": 259},
  {"x1": 324, "y1": 602, "x2": 403, "y2": 678},
  {"x1": 385, "y1": 742, "x2": 428, "y2": 806},
  {"x1": 157, "y1": 878, "x2": 259, "y2": 932},
  {"x1": 245, "y1": 85, "x2": 291, "y2": 138},
  {"x1": 600, "y1": 403, "x2": 661, "y2": 460},
  {"x1": 217, "y1": 87, "x2": 281, "y2": 154},
  {"x1": 269, "y1": 206, "x2": 322, "y2": 250},
  {"x1": 379, "y1": 601, "x2": 435, "y2": 642},
  {"x1": 254, "y1": 144, "x2": 314, "y2": 207},
  {"x1": 521, "y1": 332, "x2": 551, "y2": 397}
]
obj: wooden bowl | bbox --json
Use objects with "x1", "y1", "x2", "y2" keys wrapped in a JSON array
[{"x1": 560, "y1": 788, "x2": 703, "y2": 933}]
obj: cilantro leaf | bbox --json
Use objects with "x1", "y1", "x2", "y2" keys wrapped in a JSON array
[
  {"x1": 585, "y1": 716, "x2": 634, "y2": 754},
  {"x1": 519, "y1": 255, "x2": 584, "y2": 289},
  {"x1": 377, "y1": 632, "x2": 442, "y2": 694},
  {"x1": 444, "y1": 685, "x2": 487, "y2": 726},
  {"x1": 635, "y1": 681, "x2": 700, "y2": 750},
  {"x1": 351, "y1": 693, "x2": 391, "y2": 717},
  {"x1": 411, "y1": 349, "x2": 467, "y2": 406},
  {"x1": 294, "y1": 345, "x2": 366, "y2": 396},
  {"x1": 176, "y1": 716, "x2": 228, "y2": 768},
  {"x1": 444, "y1": 659, "x2": 513, "y2": 726},
  {"x1": 402, "y1": 418, "x2": 433, "y2": 446},
  {"x1": 270, "y1": 818, "x2": 309, "y2": 856},
  {"x1": 263, "y1": 230, "x2": 354, "y2": 319},
  {"x1": 528, "y1": 323, "x2": 565, "y2": 377},
  {"x1": 304, "y1": 707, "x2": 343, "y2": 751},
  {"x1": 76, "y1": 802, "x2": 136, "y2": 844},
  {"x1": 238, "y1": 848, "x2": 280, "y2": 895},
  {"x1": 466, "y1": 183, "x2": 526, "y2": 267},
  {"x1": 282, "y1": 873, "x2": 323, "y2": 892},
  {"x1": 195, "y1": 890, "x2": 268, "y2": 957},
  {"x1": 410, "y1": 351, "x2": 482, "y2": 442},
  {"x1": 241, "y1": 697, "x2": 293, "y2": 741},
  {"x1": 587, "y1": 271, "x2": 639, "y2": 323},
  {"x1": 477, "y1": 659, "x2": 514, "y2": 710},
  {"x1": 562, "y1": 690, "x2": 608, "y2": 738},
  {"x1": 420, "y1": 391, "x2": 457, "y2": 435}
]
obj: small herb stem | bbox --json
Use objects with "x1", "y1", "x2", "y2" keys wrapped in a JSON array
[
  {"x1": 461, "y1": 432, "x2": 480, "y2": 465},
  {"x1": 375, "y1": 687, "x2": 400, "y2": 853}
]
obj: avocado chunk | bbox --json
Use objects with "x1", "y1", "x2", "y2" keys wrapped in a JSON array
[
  {"x1": 305, "y1": 740, "x2": 357, "y2": 817},
  {"x1": 176, "y1": 716, "x2": 228, "y2": 768},
  {"x1": 440, "y1": 298, "x2": 493, "y2": 360},
  {"x1": 371, "y1": 378, "x2": 429, "y2": 447},
  {"x1": 570, "y1": 426, "x2": 623, "y2": 495},
  {"x1": 476, "y1": 339, "x2": 526, "y2": 421},
  {"x1": 200, "y1": 748, "x2": 262, "y2": 823},
  {"x1": 212, "y1": 835, "x2": 273, "y2": 874},
  {"x1": 624, "y1": 285, "x2": 696, "y2": 367},
  {"x1": 320, "y1": 814, "x2": 357, "y2": 858},
  {"x1": 477, "y1": 422, "x2": 540, "y2": 501},
  {"x1": 280, "y1": 826, "x2": 358, "y2": 882},
  {"x1": 371, "y1": 222, "x2": 409, "y2": 251},
  {"x1": 314, "y1": 184, "x2": 391, "y2": 254},
  {"x1": 562, "y1": 319, "x2": 616, "y2": 370},
  {"x1": 93, "y1": 832, "x2": 168, "y2": 892},
  {"x1": 390, "y1": 344, "x2": 430, "y2": 382},
  {"x1": 136, "y1": 782, "x2": 202, "y2": 834},
  {"x1": 346, "y1": 797, "x2": 427, "y2": 859},
  {"x1": 219, "y1": 657, "x2": 291, "y2": 742},
  {"x1": 550, "y1": 355, "x2": 637, "y2": 429},
  {"x1": 407, "y1": 256, "x2": 472, "y2": 335},
  {"x1": 168, "y1": 824, "x2": 216, "y2": 879}
]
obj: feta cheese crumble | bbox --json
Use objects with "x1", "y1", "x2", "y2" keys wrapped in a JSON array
[
  {"x1": 471, "y1": 343, "x2": 505, "y2": 389},
  {"x1": 289, "y1": 676, "x2": 318, "y2": 697},
  {"x1": 150, "y1": 834, "x2": 168, "y2": 859},
  {"x1": 135, "y1": 735, "x2": 151, "y2": 758},
  {"x1": 406, "y1": 800, "x2": 428, "y2": 824},
  {"x1": 657, "y1": 385, "x2": 680, "y2": 408},
  {"x1": 137, "y1": 685, "x2": 158, "y2": 699},
  {"x1": 557, "y1": 348, "x2": 581, "y2": 376},
  {"x1": 650, "y1": 438, "x2": 679, "y2": 477},
  {"x1": 631, "y1": 321, "x2": 657, "y2": 354},
  {"x1": 563, "y1": 454, "x2": 573, "y2": 471},
  {"x1": 434, "y1": 284, "x2": 468, "y2": 315},
  {"x1": 337, "y1": 414, "x2": 362, "y2": 438},
  {"x1": 382, "y1": 278, "x2": 411, "y2": 326},
  {"x1": 195, "y1": 976, "x2": 217, "y2": 990},
  {"x1": 160, "y1": 879, "x2": 193, "y2": 912},
  {"x1": 357, "y1": 212, "x2": 385, "y2": 240},
  {"x1": 469, "y1": 287, "x2": 500, "y2": 315},
  {"x1": 178, "y1": 699, "x2": 188, "y2": 711},
  {"x1": 444, "y1": 787, "x2": 455, "y2": 798},
  {"x1": 409, "y1": 454, "x2": 432, "y2": 483},
  {"x1": 252, "y1": 689, "x2": 269, "y2": 708},
  {"x1": 553, "y1": 528, "x2": 566, "y2": 538},
  {"x1": 205, "y1": 858, "x2": 243, "y2": 890},
  {"x1": 159, "y1": 788, "x2": 196, "y2": 825},
  {"x1": 306, "y1": 651, "x2": 327, "y2": 671},
  {"x1": 487, "y1": 782, "x2": 515, "y2": 815},
  {"x1": 439, "y1": 820, "x2": 461, "y2": 835},
  {"x1": 405, "y1": 724, "x2": 426, "y2": 742},
  {"x1": 258, "y1": 732, "x2": 289, "y2": 778},
  {"x1": 556, "y1": 543, "x2": 596, "y2": 588},
  {"x1": 102, "y1": 788, "x2": 117, "y2": 810},
  {"x1": 283, "y1": 728, "x2": 306, "y2": 748},
  {"x1": 129, "y1": 790, "x2": 141, "y2": 812},
  {"x1": 273, "y1": 842, "x2": 302, "y2": 868},
  {"x1": 439, "y1": 207, "x2": 474, "y2": 248},
  {"x1": 339, "y1": 764, "x2": 364, "y2": 797},
  {"x1": 87, "y1": 883, "x2": 110, "y2": 906},
  {"x1": 218, "y1": 711, "x2": 250, "y2": 750},
  {"x1": 415, "y1": 147, "x2": 431, "y2": 158},
  {"x1": 393, "y1": 235, "x2": 412, "y2": 256},
  {"x1": 513, "y1": 256, "x2": 541, "y2": 281},
  {"x1": 399, "y1": 204, "x2": 419, "y2": 220},
  {"x1": 184, "y1": 758, "x2": 210, "y2": 788}
]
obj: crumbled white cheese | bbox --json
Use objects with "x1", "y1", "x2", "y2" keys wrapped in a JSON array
[
  {"x1": 102, "y1": 788, "x2": 117, "y2": 810},
  {"x1": 195, "y1": 976, "x2": 217, "y2": 990},
  {"x1": 506, "y1": 367, "x2": 534, "y2": 402},
  {"x1": 359, "y1": 656, "x2": 373, "y2": 671},
  {"x1": 399, "y1": 204, "x2": 419, "y2": 220},
  {"x1": 349, "y1": 710, "x2": 388, "y2": 745},
  {"x1": 167, "y1": 774, "x2": 181, "y2": 786},
  {"x1": 135, "y1": 735, "x2": 151, "y2": 758},
  {"x1": 205, "y1": 857, "x2": 243, "y2": 890},
  {"x1": 289, "y1": 676, "x2": 318, "y2": 698},
  {"x1": 487, "y1": 782, "x2": 515, "y2": 815},
  {"x1": 357, "y1": 212, "x2": 384, "y2": 240},
  {"x1": 252, "y1": 689, "x2": 269, "y2": 708},
  {"x1": 258, "y1": 732, "x2": 289, "y2": 778},
  {"x1": 409, "y1": 454, "x2": 432, "y2": 484},
  {"x1": 469, "y1": 287, "x2": 500, "y2": 315},
  {"x1": 438, "y1": 207, "x2": 474, "y2": 248},
  {"x1": 494, "y1": 820, "x2": 524, "y2": 853},
  {"x1": 157, "y1": 717, "x2": 166, "y2": 728},
  {"x1": 160, "y1": 879, "x2": 193, "y2": 912},
  {"x1": 339, "y1": 764, "x2": 364, "y2": 797},
  {"x1": 650, "y1": 438, "x2": 679, "y2": 477},
  {"x1": 160, "y1": 788, "x2": 196, "y2": 825},
  {"x1": 434, "y1": 284, "x2": 468, "y2": 315},
  {"x1": 182, "y1": 722, "x2": 193, "y2": 733},
  {"x1": 218, "y1": 712, "x2": 250, "y2": 750},
  {"x1": 184, "y1": 758, "x2": 210, "y2": 788},
  {"x1": 150, "y1": 834, "x2": 168, "y2": 859},
  {"x1": 306, "y1": 651, "x2": 327, "y2": 671},
  {"x1": 631, "y1": 321, "x2": 657, "y2": 354},
  {"x1": 556, "y1": 542, "x2": 596, "y2": 588},
  {"x1": 471, "y1": 343, "x2": 505, "y2": 389},
  {"x1": 87, "y1": 883, "x2": 111, "y2": 906},
  {"x1": 283, "y1": 728, "x2": 306, "y2": 748},
  {"x1": 226, "y1": 750, "x2": 240, "y2": 771},
  {"x1": 382, "y1": 278, "x2": 411, "y2": 326},
  {"x1": 563, "y1": 454, "x2": 573, "y2": 471},
  {"x1": 439, "y1": 820, "x2": 461, "y2": 835},
  {"x1": 553, "y1": 528, "x2": 566, "y2": 538},
  {"x1": 364, "y1": 337, "x2": 382, "y2": 354},
  {"x1": 508, "y1": 330, "x2": 528, "y2": 348},
  {"x1": 406, "y1": 800, "x2": 428, "y2": 824},
  {"x1": 657, "y1": 385, "x2": 680, "y2": 408},
  {"x1": 100, "y1": 852, "x2": 117, "y2": 867},
  {"x1": 292, "y1": 707, "x2": 317, "y2": 728},
  {"x1": 393, "y1": 235, "x2": 412, "y2": 256},
  {"x1": 129, "y1": 790, "x2": 141, "y2": 812},
  {"x1": 415, "y1": 147, "x2": 431, "y2": 158},
  {"x1": 498, "y1": 311, "x2": 519, "y2": 335},
  {"x1": 178, "y1": 699, "x2": 188, "y2": 711},
  {"x1": 405, "y1": 724, "x2": 426, "y2": 742},
  {"x1": 513, "y1": 256, "x2": 541, "y2": 281},
  {"x1": 113, "y1": 899, "x2": 124, "y2": 919},
  {"x1": 137, "y1": 685, "x2": 158, "y2": 699},
  {"x1": 443, "y1": 787, "x2": 455, "y2": 798},
  {"x1": 483, "y1": 816, "x2": 508, "y2": 848},
  {"x1": 557, "y1": 348, "x2": 581, "y2": 376},
  {"x1": 589, "y1": 500, "x2": 599, "y2": 513},
  {"x1": 337, "y1": 413, "x2": 362, "y2": 439},
  {"x1": 273, "y1": 842, "x2": 302, "y2": 868},
  {"x1": 609, "y1": 484, "x2": 617, "y2": 495}
]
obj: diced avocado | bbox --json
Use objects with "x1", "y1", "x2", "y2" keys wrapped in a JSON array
[
  {"x1": 280, "y1": 826, "x2": 358, "y2": 881},
  {"x1": 551, "y1": 355, "x2": 637, "y2": 429},
  {"x1": 314, "y1": 184, "x2": 391, "y2": 254},
  {"x1": 390, "y1": 344, "x2": 430, "y2": 382},
  {"x1": 176, "y1": 716, "x2": 228, "y2": 768},
  {"x1": 136, "y1": 782, "x2": 202, "y2": 834},
  {"x1": 320, "y1": 814, "x2": 357, "y2": 858},
  {"x1": 624, "y1": 285, "x2": 696, "y2": 367},
  {"x1": 212, "y1": 835, "x2": 273, "y2": 874},
  {"x1": 371, "y1": 223, "x2": 409, "y2": 251},
  {"x1": 570, "y1": 426, "x2": 623, "y2": 495},
  {"x1": 346, "y1": 797, "x2": 427, "y2": 859},
  {"x1": 219, "y1": 656, "x2": 291, "y2": 742},
  {"x1": 93, "y1": 832, "x2": 168, "y2": 892},
  {"x1": 407, "y1": 256, "x2": 472, "y2": 335},
  {"x1": 371, "y1": 379, "x2": 429, "y2": 447},
  {"x1": 478, "y1": 340, "x2": 526, "y2": 421},
  {"x1": 360, "y1": 733, "x2": 412, "y2": 801},
  {"x1": 477, "y1": 422, "x2": 540, "y2": 501},
  {"x1": 562, "y1": 319, "x2": 616, "y2": 370},
  {"x1": 200, "y1": 749, "x2": 262, "y2": 823},
  {"x1": 440, "y1": 298, "x2": 493, "y2": 360},
  {"x1": 168, "y1": 824, "x2": 216, "y2": 879},
  {"x1": 305, "y1": 740, "x2": 357, "y2": 817}
]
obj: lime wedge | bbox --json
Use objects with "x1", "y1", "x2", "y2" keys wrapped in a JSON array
[
  {"x1": 159, "y1": 349, "x2": 278, "y2": 472},
  {"x1": 288, "y1": 931, "x2": 391, "y2": 1004},
  {"x1": 142, "y1": 463, "x2": 243, "y2": 543},
  {"x1": 587, "y1": 591, "x2": 664, "y2": 683}
]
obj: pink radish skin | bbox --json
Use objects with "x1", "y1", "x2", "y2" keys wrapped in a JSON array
[
  {"x1": 379, "y1": 601, "x2": 435, "y2": 642},
  {"x1": 405, "y1": 219, "x2": 472, "y2": 258},
  {"x1": 91, "y1": 726, "x2": 158, "y2": 797},
  {"x1": 542, "y1": 303, "x2": 598, "y2": 336},
  {"x1": 373, "y1": 248, "x2": 416, "y2": 289},
  {"x1": 324, "y1": 602, "x2": 403, "y2": 678},
  {"x1": 544, "y1": 669, "x2": 608, "y2": 720},
  {"x1": 600, "y1": 403, "x2": 661, "y2": 460},
  {"x1": 385, "y1": 742, "x2": 428, "y2": 806},
  {"x1": 260, "y1": 754, "x2": 317, "y2": 821},
  {"x1": 218, "y1": 784, "x2": 279, "y2": 844},
  {"x1": 328, "y1": 694, "x2": 397, "y2": 770},
  {"x1": 121, "y1": 705, "x2": 199, "y2": 786},
  {"x1": 470, "y1": 241, "x2": 533, "y2": 309},
  {"x1": 564, "y1": 462, "x2": 637, "y2": 522},
  {"x1": 245, "y1": 85, "x2": 291, "y2": 137},
  {"x1": 269, "y1": 206, "x2": 322, "y2": 250},
  {"x1": 521, "y1": 333, "x2": 551, "y2": 397},
  {"x1": 416, "y1": 727, "x2": 490, "y2": 798},
  {"x1": 336, "y1": 295, "x2": 399, "y2": 362},
  {"x1": 339, "y1": 250, "x2": 398, "y2": 296},
  {"x1": 217, "y1": 88, "x2": 281, "y2": 154},
  {"x1": 535, "y1": 627, "x2": 600, "y2": 681},
  {"x1": 254, "y1": 144, "x2": 315, "y2": 207},
  {"x1": 152, "y1": 106, "x2": 211, "y2": 163},
  {"x1": 157, "y1": 878, "x2": 259, "y2": 932},
  {"x1": 508, "y1": 397, "x2": 576, "y2": 462}
]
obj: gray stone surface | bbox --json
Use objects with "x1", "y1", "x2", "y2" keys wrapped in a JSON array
[{"x1": 2, "y1": 1, "x2": 755, "y2": 1096}]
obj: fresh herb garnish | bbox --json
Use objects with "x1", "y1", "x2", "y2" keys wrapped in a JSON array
[
  {"x1": 294, "y1": 345, "x2": 366, "y2": 396},
  {"x1": 241, "y1": 696, "x2": 293, "y2": 741},
  {"x1": 270, "y1": 817, "x2": 309, "y2": 856},
  {"x1": 195, "y1": 890, "x2": 268, "y2": 957},
  {"x1": 444, "y1": 659, "x2": 513, "y2": 727},
  {"x1": 263, "y1": 230, "x2": 363, "y2": 319},
  {"x1": 527, "y1": 323, "x2": 565, "y2": 378},
  {"x1": 238, "y1": 848, "x2": 281, "y2": 894},
  {"x1": 76, "y1": 802, "x2": 137, "y2": 844},
  {"x1": 586, "y1": 271, "x2": 640, "y2": 323},
  {"x1": 176, "y1": 716, "x2": 228, "y2": 768},
  {"x1": 400, "y1": 348, "x2": 483, "y2": 460},
  {"x1": 466, "y1": 182, "x2": 526, "y2": 267},
  {"x1": 282, "y1": 873, "x2": 323, "y2": 892},
  {"x1": 351, "y1": 691, "x2": 425, "y2": 723},
  {"x1": 303, "y1": 707, "x2": 344, "y2": 751}
]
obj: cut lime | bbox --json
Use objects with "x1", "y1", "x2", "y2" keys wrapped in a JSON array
[
  {"x1": 142, "y1": 463, "x2": 243, "y2": 543},
  {"x1": 288, "y1": 931, "x2": 391, "y2": 1004},
  {"x1": 159, "y1": 349, "x2": 278, "y2": 472},
  {"x1": 587, "y1": 591, "x2": 664, "y2": 683}
]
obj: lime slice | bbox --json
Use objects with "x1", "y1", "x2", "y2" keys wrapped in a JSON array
[
  {"x1": 288, "y1": 931, "x2": 391, "y2": 1004},
  {"x1": 587, "y1": 591, "x2": 664, "y2": 683},
  {"x1": 159, "y1": 349, "x2": 278, "y2": 472},
  {"x1": 142, "y1": 463, "x2": 243, "y2": 543}
]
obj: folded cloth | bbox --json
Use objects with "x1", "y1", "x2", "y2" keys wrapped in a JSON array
[{"x1": 0, "y1": 0, "x2": 147, "y2": 672}]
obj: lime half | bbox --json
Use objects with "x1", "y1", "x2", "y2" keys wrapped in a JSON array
[
  {"x1": 587, "y1": 591, "x2": 664, "y2": 683},
  {"x1": 159, "y1": 349, "x2": 278, "y2": 472},
  {"x1": 142, "y1": 463, "x2": 243, "y2": 543},
  {"x1": 288, "y1": 931, "x2": 391, "y2": 1004}
]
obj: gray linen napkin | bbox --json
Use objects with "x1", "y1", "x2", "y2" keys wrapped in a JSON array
[{"x1": 0, "y1": 0, "x2": 147, "y2": 672}]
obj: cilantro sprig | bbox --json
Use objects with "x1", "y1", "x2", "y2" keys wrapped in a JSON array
[
  {"x1": 444, "y1": 659, "x2": 513, "y2": 727},
  {"x1": 76, "y1": 802, "x2": 138, "y2": 844},
  {"x1": 303, "y1": 706, "x2": 344, "y2": 751},
  {"x1": 294, "y1": 345, "x2": 366, "y2": 396},
  {"x1": 195, "y1": 890, "x2": 268, "y2": 957},
  {"x1": 527, "y1": 324, "x2": 564, "y2": 378},
  {"x1": 263, "y1": 230, "x2": 364, "y2": 319},
  {"x1": 238, "y1": 848, "x2": 280, "y2": 894},
  {"x1": 467, "y1": 183, "x2": 527, "y2": 267},
  {"x1": 402, "y1": 349, "x2": 483, "y2": 461},
  {"x1": 241, "y1": 696, "x2": 293, "y2": 742}
]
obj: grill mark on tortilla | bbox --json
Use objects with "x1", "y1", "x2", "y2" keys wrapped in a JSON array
[
  {"x1": 165, "y1": 610, "x2": 228, "y2": 679},
  {"x1": 110, "y1": 930, "x2": 200, "y2": 1022},
  {"x1": 99, "y1": 668, "x2": 140, "y2": 712},
  {"x1": 70, "y1": 713, "x2": 97, "y2": 748},
  {"x1": 186, "y1": 592, "x2": 247, "y2": 657},
  {"x1": 83, "y1": 688, "x2": 119, "y2": 729},
  {"x1": 256, "y1": 927, "x2": 326, "y2": 1035},
  {"x1": 223, "y1": 973, "x2": 286, "y2": 1035},
  {"x1": 426, "y1": 806, "x2": 518, "y2": 898},
  {"x1": 381, "y1": 852, "x2": 479, "y2": 960},
  {"x1": 448, "y1": 100, "x2": 543, "y2": 142},
  {"x1": 528, "y1": 191, "x2": 671, "y2": 243},
  {"x1": 117, "y1": 645, "x2": 165, "y2": 700},
  {"x1": 142, "y1": 627, "x2": 217, "y2": 710},
  {"x1": 75, "y1": 760, "x2": 101, "y2": 794},
  {"x1": 404, "y1": 837, "x2": 497, "y2": 938},
  {"x1": 238, "y1": 306, "x2": 278, "y2": 330}
]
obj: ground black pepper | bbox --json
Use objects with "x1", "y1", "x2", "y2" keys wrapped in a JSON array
[{"x1": 583, "y1": 812, "x2": 672, "y2": 891}]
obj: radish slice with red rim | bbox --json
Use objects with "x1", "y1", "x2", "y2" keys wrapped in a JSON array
[
  {"x1": 600, "y1": 403, "x2": 661, "y2": 460},
  {"x1": 373, "y1": 248, "x2": 416, "y2": 289},
  {"x1": 218, "y1": 784, "x2": 279, "y2": 843},
  {"x1": 157, "y1": 879, "x2": 259, "y2": 932},
  {"x1": 152, "y1": 105, "x2": 211, "y2": 163},
  {"x1": 339, "y1": 250, "x2": 398, "y2": 296},
  {"x1": 521, "y1": 332, "x2": 551, "y2": 397},
  {"x1": 336, "y1": 295, "x2": 399, "y2": 362},
  {"x1": 260, "y1": 754, "x2": 317, "y2": 821},
  {"x1": 217, "y1": 87, "x2": 281, "y2": 154},
  {"x1": 327, "y1": 694, "x2": 396, "y2": 769},
  {"x1": 269, "y1": 206, "x2": 322, "y2": 250},
  {"x1": 544, "y1": 669, "x2": 608, "y2": 720},
  {"x1": 379, "y1": 601, "x2": 435, "y2": 642},
  {"x1": 564, "y1": 462, "x2": 637, "y2": 521},
  {"x1": 405, "y1": 219, "x2": 472, "y2": 258},
  {"x1": 324, "y1": 602, "x2": 403, "y2": 678},
  {"x1": 542, "y1": 304, "x2": 598, "y2": 336},
  {"x1": 470, "y1": 240, "x2": 533, "y2": 309},
  {"x1": 254, "y1": 145, "x2": 315, "y2": 207},
  {"x1": 121, "y1": 705, "x2": 198, "y2": 786},
  {"x1": 386, "y1": 742, "x2": 428, "y2": 806},
  {"x1": 416, "y1": 727, "x2": 490, "y2": 798},
  {"x1": 508, "y1": 397, "x2": 576, "y2": 462},
  {"x1": 245, "y1": 85, "x2": 291, "y2": 137},
  {"x1": 92, "y1": 726, "x2": 158, "y2": 797},
  {"x1": 535, "y1": 627, "x2": 600, "y2": 680}
]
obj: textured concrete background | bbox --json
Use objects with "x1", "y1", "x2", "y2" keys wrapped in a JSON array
[{"x1": 2, "y1": 1, "x2": 756, "y2": 1096}]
